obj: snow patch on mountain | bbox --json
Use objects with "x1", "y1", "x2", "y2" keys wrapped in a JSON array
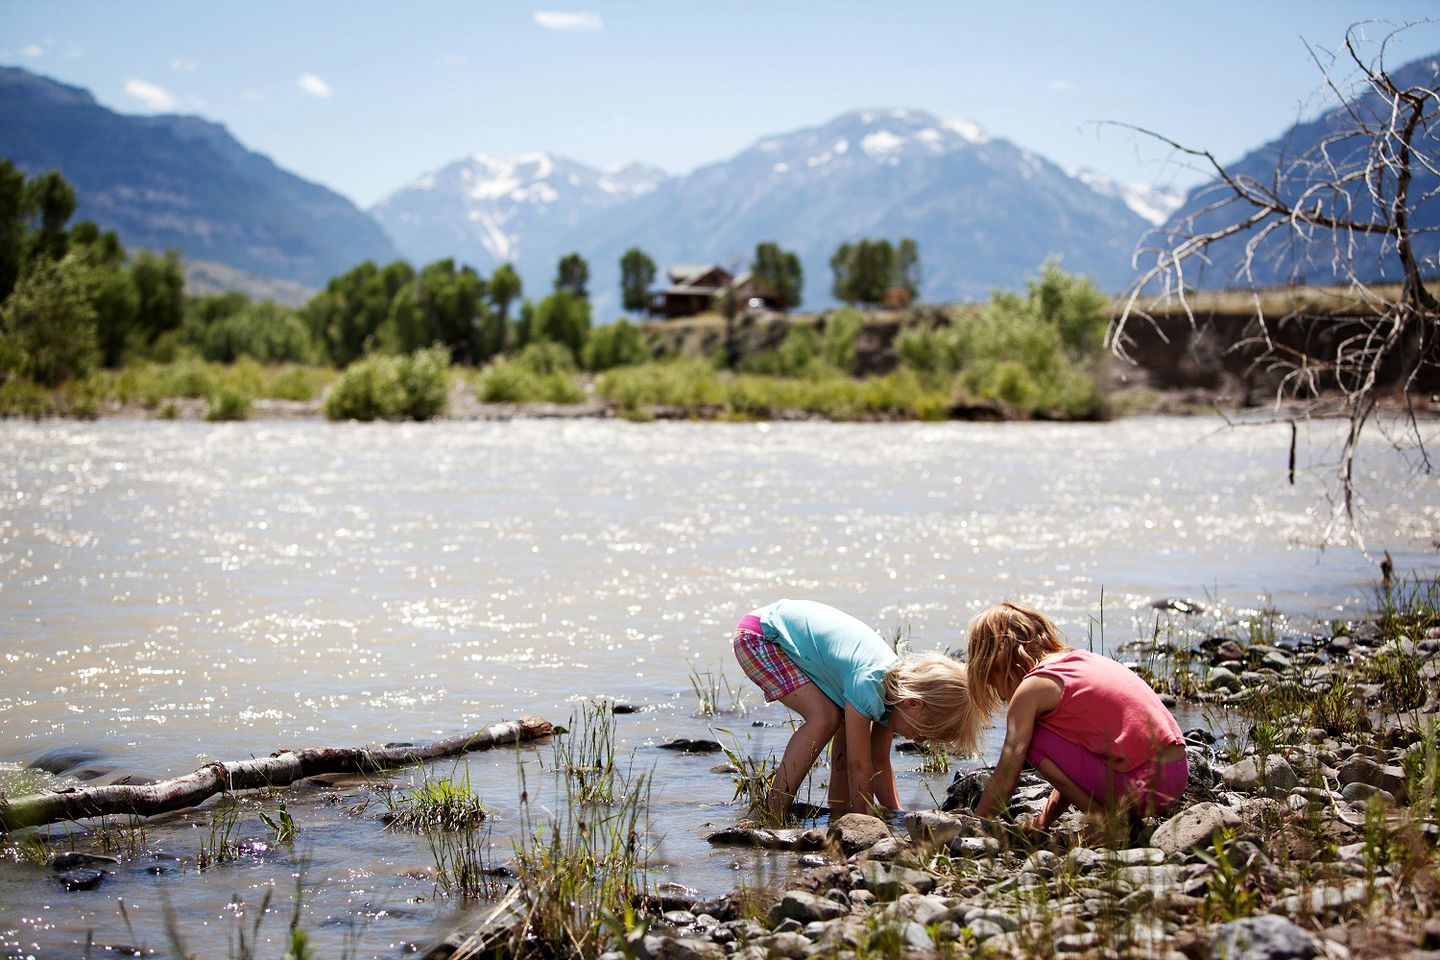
[{"x1": 1075, "y1": 169, "x2": 1185, "y2": 225}]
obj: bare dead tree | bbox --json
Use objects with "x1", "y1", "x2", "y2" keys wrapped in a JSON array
[{"x1": 1111, "y1": 23, "x2": 1439, "y2": 527}]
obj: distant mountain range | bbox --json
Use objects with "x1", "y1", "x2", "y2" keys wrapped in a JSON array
[
  {"x1": 373, "y1": 109, "x2": 1169, "y2": 313},
  {"x1": 0, "y1": 67, "x2": 398, "y2": 291},
  {"x1": 1152, "y1": 55, "x2": 1440, "y2": 290},
  {"x1": 18, "y1": 56, "x2": 1433, "y2": 315}
]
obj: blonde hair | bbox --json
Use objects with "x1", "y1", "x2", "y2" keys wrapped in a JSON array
[
  {"x1": 965, "y1": 602, "x2": 1070, "y2": 716},
  {"x1": 882, "y1": 652, "x2": 985, "y2": 756}
]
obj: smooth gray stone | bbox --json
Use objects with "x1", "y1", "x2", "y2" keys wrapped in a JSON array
[
  {"x1": 904, "y1": 809, "x2": 982, "y2": 846},
  {"x1": 1209, "y1": 914, "x2": 1320, "y2": 959},
  {"x1": 827, "y1": 813, "x2": 891, "y2": 853},
  {"x1": 768, "y1": 890, "x2": 847, "y2": 925},
  {"x1": 962, "y1": 908, "x2": 1019, "y2": 933},
  {"x1": 1340, "y1": 781, "x2": 1394, "y2": 804},
  {"x1": 1220, "y1": 755, "x2": 1299, "y2": 793},
  {"x1": 877, "y1": 892, "x2": 953, "y2": 927},
  {"x1": 1152, "y1": 802, "x2": 1243, "y2": 854}
]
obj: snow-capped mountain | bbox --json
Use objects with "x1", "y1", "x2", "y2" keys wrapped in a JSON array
[
  {"x1": 1074, "y1": 170, "x2": 1185, "y2": 226},
  {"x1": 371, "y1": 152, "x2": 664, "y2": 274},
  {"x1": 374, "y1": 108, "x2": 1152, "y2": 312}
]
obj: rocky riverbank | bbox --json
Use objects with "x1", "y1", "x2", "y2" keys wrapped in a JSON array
[{"x1": 430, "y1": 589, "x2": 1440, "y2": 960}]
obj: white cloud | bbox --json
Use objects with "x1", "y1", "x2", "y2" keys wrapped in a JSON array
[
  {"x1": 534, "y1": 10, "x2": 604, "y2": 31},
  {"x1": 124, "y1": 78, "x2": 177, "y2": 111},
  {"x1": 297, "y1": 72, "x2": 332, "y2": 98},
  {"x1": 171, "y1": 57, "x2": 198, "y2": 72},
  {"x1": 21, "y1": 44, "x2": 43, "y2": 58},
  {"x1": 1047, "y1": 79, "x2": 1074, "y2": 92}
]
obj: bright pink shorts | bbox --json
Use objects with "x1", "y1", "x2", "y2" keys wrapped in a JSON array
[
  {"x1": 733, "y1": 614, "x2": 810, "y2": 702},
  {"x1": 1027, "y1": 726, "x2": 1188, "y2": 816}
]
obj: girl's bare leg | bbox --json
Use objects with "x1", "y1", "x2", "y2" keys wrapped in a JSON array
[
  {"x1": 828, "y1": 725, "x2": 850, "y2": 816},
  {"x1": 767, "y1": 685, "x2": 841, "y2": 823},
  {"x1": 1033, "y1": 757, "x2": 1098, "y2": 829}
]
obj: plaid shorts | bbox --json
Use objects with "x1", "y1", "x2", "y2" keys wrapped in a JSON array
[{"x1": 733, "y1": 613, "x2": 810, "y2": 702}]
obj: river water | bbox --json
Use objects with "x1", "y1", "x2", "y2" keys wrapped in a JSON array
[{"x1": 0, "y1": 417, "x2": 1435, "y2": 957}]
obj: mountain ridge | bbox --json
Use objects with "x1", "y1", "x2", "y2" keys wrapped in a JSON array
[{"x1": 0, "y1": 65, "x2": 400, "y2": 290}]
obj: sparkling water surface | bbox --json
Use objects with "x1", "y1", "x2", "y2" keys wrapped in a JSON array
[{"x1": 0, "y1": 417, "x2": 1435, "y2": 957}]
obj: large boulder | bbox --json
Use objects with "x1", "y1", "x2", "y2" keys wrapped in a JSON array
[
  {"x1": 1152, "y1": 802, "x2": 1243, "y2": 855},
  {"x1": 827, "y1": 813, "x2": 890, "y2": 854},
  {"x1": 1209, "y1": 915, "x2": 1319, "y2": 959},
  {"x1": 1220, "y1": 755, "x2": 1299, "y2": 794}
]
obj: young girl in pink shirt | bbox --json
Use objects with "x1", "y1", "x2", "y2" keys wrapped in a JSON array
[{"x1": 964, "y1": 601, "x2": 1187, "y2": 830}]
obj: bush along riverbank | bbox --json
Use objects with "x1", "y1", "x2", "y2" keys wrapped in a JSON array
[{"x1": 423, "y1": 578, "x2": 1440, "y2": 960}]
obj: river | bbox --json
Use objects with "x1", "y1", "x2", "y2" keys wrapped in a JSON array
[{"x1": 0, "y1": 416, "x2": 1435, "y2": 957}]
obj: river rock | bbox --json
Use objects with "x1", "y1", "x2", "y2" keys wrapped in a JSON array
[
  {"x1": 942, "y1": 769, "x2": 989, "y2": 811},
  {"x1": 1210, "y1": 914, "x2": 1320, "y2": 959},
  {"x1": 855, "y1": 836, "x2": 913, "y2": 863},
  {"x1": 705, "y1": 826, "x2": 825, "y2": 850},
  {"x1": 827, "y1": 813, "x2": 890, "y2": 853},
  {"x1": 1152, "y1": 802, "x2": 1243, "y2": 855},
  {"x1": 28, "y1": 746, "x2": 106, "y2": 775},
  {"x1": 638, "y1": 936, "x2": 725, "y2": 960},
  {"x1": 768, "y1": 890, "x2": 846, "y2": 925},
  {"x1": 904, "y1": 809, "x2": 983, "y2": 846},
  {"x1": 1276, "y1": 880, "x2": 1372, "y2": 918},
  {"x1": 1214, "y1": 639, "x2": 1246, "y2": 662},
  {"x1": 49, "y1": 852, "x2": 119, "y2": 871},
  {"x1": 877, "y1": 892, "x2": 953, "y2": 927},
  {"x1": 1207, "y1": 666, "x2": 1242, "y2": 691},
  {"x1": 55, "y1": 869, "x2": 107, "y2": 891},
  {"x1": 1221, "y1": 755, "x2": 1299, "y2": 793},
  {"x1": 755, "y1": 931, "x2": 809, "y2": 959},
  {"x1": 1336, "y1": 756, "x2": 1407, "y2": 800},
  {"x1": 1339, "y1": 782, "x2": 1394, "y2": 805},
  {"x1": 856, "y1": 860, "x2": 935, "y2": 898},
  {"x1": 656, "y1": 738, "x2": 722, "y2": 754},
  {"x1": 963, "y1": 908, "x2": 1019, "y2": 933}
]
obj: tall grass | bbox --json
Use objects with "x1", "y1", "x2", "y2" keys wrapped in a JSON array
[{"x1": 507, "y1": 698, "x2": 654, "y2": 955}]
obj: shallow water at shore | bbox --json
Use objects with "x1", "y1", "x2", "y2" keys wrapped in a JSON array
[{"x1": 0, "y1": 416, "x2": 1435, "y2": 955}]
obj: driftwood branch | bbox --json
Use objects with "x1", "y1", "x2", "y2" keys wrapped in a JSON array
[{"x1": 0, "y1": 716, "x2": 554, "y2": 832}]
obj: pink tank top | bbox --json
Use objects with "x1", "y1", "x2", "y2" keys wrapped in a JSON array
[{"x1": 1027, "y1": 649, "x2": 1183, "y2": 772}]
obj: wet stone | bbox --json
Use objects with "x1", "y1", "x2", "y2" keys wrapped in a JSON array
[
  {"x1": 56, "y1": 869, "x2": 106, "y2": 891},
  {"x1": 656, "y1": 738, "x2": 722, "y2": 754},
  {"x1": 757, "y1": 931, "x2": 810, "y2": 959},
  {"x1": 49, "y1": 852, "x2": 119, "y2": 871}
]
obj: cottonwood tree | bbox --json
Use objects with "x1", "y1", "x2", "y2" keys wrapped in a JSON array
[
  {"x1": 1112, "y1": 24, "x2": 1439, "y2": 524},
  {"x1": 619, "y1": 247, "x2": 656, "y2": 314}
]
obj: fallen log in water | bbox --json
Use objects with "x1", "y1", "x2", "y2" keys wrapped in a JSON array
[{"x1": 0, "y1": 716, "x2": 555, "y2": 832}]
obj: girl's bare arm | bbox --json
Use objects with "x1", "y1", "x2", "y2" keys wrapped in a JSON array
[
  {"x1": 974, "y1": 676, "x2": 1061, "y2": 819},
  {"x1": 869, "y1": 722, "x2": 900, "y2": 812},
  {"x1": 843, "y1": 703, "x2": 879, "y2": 814}
]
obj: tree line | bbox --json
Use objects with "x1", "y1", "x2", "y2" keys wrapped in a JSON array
[{"x1": 0, "y1": 163, "x2": 930, "y2": 393}]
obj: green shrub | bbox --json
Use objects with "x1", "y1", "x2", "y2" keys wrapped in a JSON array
[
  {"x1": 323, "y1": 346, "x2": 450, "y2": 421},
  {"x1": 396, "y1": 345, "x2": 451, "y2": 420},
  {"x1": 821, "y1": 308, "x2": 865, "y2": 372},
  {"x1": 515, "y1": 340, "x2": 577, "y2": 375},
  {"x1": 582, "y1": 319, "x2": 652, "y2": 371},
  {"x1": 206, "y1": 385, "x2": 252, "y2": 422},
  {"x1": 475, "y1": 357, "x2": 584, "y2": 404},
  {"x1": 200, "y1": 301, "x2": 317, "y2": 364}
]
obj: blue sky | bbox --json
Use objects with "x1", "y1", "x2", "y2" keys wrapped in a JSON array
[{"x1": 4, "y1": 2, "x2": 1438, "y2": 208}]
